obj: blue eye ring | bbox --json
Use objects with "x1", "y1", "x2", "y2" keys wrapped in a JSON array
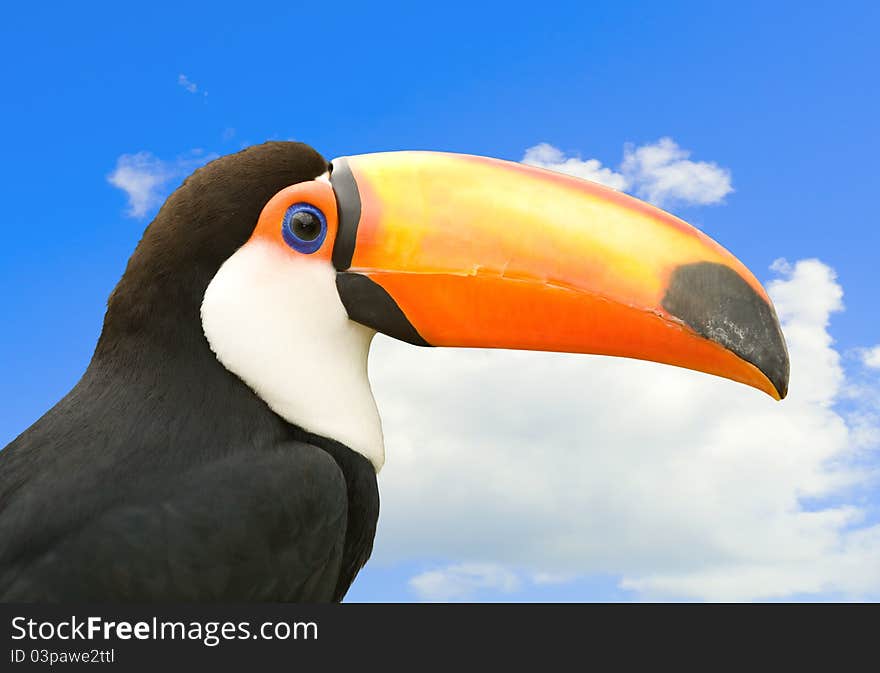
[{"x1": 281, "y1": 203, "x2": 327, "y2": 254}]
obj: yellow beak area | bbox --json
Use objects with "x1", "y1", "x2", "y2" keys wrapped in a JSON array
[{"x1": 329, "y1": 151, "x2": 789, "y2": 400}]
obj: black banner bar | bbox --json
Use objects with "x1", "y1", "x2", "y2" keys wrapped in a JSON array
[{"x1": 1, "y1": 603, "x2": 873, "y2": 669}]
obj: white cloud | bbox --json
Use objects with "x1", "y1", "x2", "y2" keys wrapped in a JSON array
[
  {"x1": 409, "y1": 563, "x2": 521, "y2": 601},
  {"x1": 178, "y1": 73, "x2": 200, "y2": 95},
  {"x1": 621, "y1": 137, "x2": 732, "y2": 207},
  {"x1": 367, "y1": 259, "x2": 880, "y2": 601},
  {"x1": 522, "y1": 137, "x2": 733, "y2": 208},
  {"x1": 107, "y1": 153, "x2": 173, "y2": 218},
  {"x1": 863, "y1": 346, "x2": 880, "y2": 370},
  {"x1": 522, "y1": 143, "x2": 629, "y2": 191},
  {"x1": 107, "y1": 151, "x2": 216, "y2": 218}
]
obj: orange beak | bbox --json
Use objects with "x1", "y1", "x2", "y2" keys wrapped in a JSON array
[{"x1": 329, "y1": 151, "x2": 789, "y2": 399}]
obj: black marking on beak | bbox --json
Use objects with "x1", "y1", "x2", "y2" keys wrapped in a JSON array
[
  {"x1": 329, "y1": 158, "x2": 360, "y2": 271},
  {"x1": 662, "y1": 262, "x2": 790, "y2": 398},
  {"x1": 336, "y1": 272, "x2": 430, "y2": 346}
]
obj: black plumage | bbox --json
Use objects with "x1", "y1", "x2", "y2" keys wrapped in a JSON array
[{"x1": 0, "y1": 142, "x2": 378, "y2": 601}]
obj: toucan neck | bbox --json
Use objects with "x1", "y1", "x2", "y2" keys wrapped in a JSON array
[{"x1": 200, "y1": 241, "x2": 386, "y2": 471}]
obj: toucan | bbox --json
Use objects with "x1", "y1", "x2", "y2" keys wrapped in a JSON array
[{"x1": 0, "y1": 142, "x2": 788, "y2": 601}]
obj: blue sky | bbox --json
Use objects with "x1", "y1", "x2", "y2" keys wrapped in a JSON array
[{"x1": 1, "y1": 1, "x2": 878, "y2": 601}]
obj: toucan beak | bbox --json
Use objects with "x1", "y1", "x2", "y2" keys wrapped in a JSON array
[{"x1": 329, "y1": 151, "x2": 789, "y2": 400}]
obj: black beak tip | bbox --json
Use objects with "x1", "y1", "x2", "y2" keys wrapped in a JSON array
[{"x1": 662, "y1": 262, "x2": 790, "y2": 400}]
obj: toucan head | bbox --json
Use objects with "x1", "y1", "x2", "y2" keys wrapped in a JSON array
[{"x1": 112, "y1": 142, "x2": 788, "y2": 471}]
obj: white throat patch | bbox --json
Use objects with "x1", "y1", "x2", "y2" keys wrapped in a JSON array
[{"x1": 201, "y1": 240, "x2": 385, "y2": 471}]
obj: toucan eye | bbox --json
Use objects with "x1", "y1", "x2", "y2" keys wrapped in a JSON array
[{"x1": 281, "y1": 203, "x2": 327, "y2": 254}]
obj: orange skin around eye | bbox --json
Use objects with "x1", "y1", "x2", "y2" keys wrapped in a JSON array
[{"x1": 250, "y1": 180, "x2": 339, "y2": 262}]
